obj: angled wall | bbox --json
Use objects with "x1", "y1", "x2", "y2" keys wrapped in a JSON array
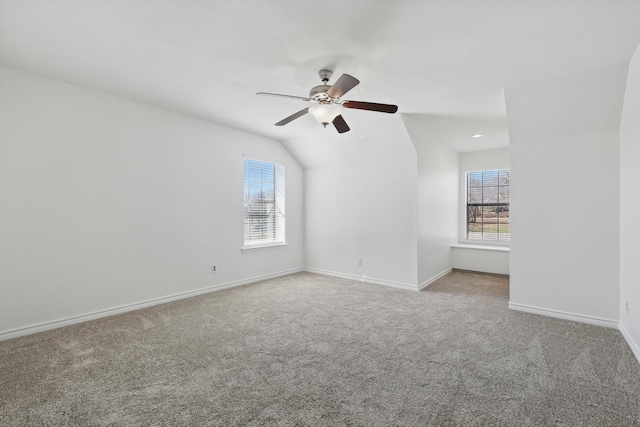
[
  {"x1": 619, "y1": 44, "x2": 640, "y2": 361},
  {"x1": 506, "y1": 63, "x2": 628, "y2": 326},
  {"x1": 402, "y1": 115, "x2": 459, "y2": 287},
  {"x1": 0, "y1": 67, "x2": 304, "y2": 339}
]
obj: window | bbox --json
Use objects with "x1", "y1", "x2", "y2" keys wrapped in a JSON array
[
  {"x1": 466, "y1": 169, "x2": 510, "y2": 242},
  {"x1": 243, "y1": 158, "x2": 285, "y2": 247}
]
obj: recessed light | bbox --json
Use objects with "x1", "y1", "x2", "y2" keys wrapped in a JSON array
[{"x1": 471, "y1": 134, "x2": 483, "y2": 138}]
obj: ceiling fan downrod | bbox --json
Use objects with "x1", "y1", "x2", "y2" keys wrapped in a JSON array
[{"x1": 318, "y1": 69, "x2": 333, "y2": 84}]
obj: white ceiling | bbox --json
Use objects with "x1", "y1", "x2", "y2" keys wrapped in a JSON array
[{"x1": 1, "y1": 0, "x2": 639, "y2": 165}]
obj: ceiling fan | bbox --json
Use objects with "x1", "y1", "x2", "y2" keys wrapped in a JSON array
[{"x1": 257, "y1": 69, "x2": 398, "y2": 134}]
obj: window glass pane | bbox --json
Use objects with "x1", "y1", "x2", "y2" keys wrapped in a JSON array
[
  {"x1": 467, "y1": 218, "x2": 482, "y2": 240},
  {"x1": 483, "y1": 170, "x2": 498, "y2": 186},
  {"x1": 249, "y1": 180, "x2": 262, "y2": 199},
  {"x1": 248, "y1": 160, "x2": 261, "y2": 180},
  {"x1": 499, "y1": 169, "x2": 510, "y2": 185},
  {"x1": 498, "y1": 186, "x2": 510, "y2": 203},
  {"x1": 498, "y1": 226, "x2": 510, "y2": 240},
  {"x1": 261, "y1": 181, "x2": 274, "y2": 199},
  {"x1": 468, "y1": 187, "x2": 482, "y2": 204},
  {"x1": 498, "y1": 206, "x2": 510, "y2": 241},
  {"x1": 261, "y1": 162, "x2": 274, "y2": 181},
  {"x1": 482, "y1": 205, "x2": 498, "y2": 241},
  {"x1": 483, "y1": 186, "x2": 498, "y2": 203},
  {"x1": 468, "y1": 171, "x2": 482, "y2": 187}
]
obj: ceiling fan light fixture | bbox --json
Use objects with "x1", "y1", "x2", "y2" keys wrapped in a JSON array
[{"x1": 309, "y1": 104, "x2": 340, "y2": 127}]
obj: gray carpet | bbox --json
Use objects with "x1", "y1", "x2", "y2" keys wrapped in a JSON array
[{"x1": 1, "y1": 271, "x2": 639, "y2": 426}]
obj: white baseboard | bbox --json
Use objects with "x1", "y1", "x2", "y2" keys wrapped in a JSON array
[
  {"x1": 0, "y1": 268, "x2": 303, "y2": 342},
  {"x1": 508, "y1": 302, "x2": 619, "y2": 329},
  {"x1": 418, "y1": 268, "x2": 453, "y2": 291},
  {"x1": 304, "y1": 267, "x2": 418, "y2": 292},
  {"x1": 619, "y1": 322, "x2": 640, "y2": 366}
]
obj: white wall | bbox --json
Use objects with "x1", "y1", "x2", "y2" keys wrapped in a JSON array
[
  {"x1": 451, "y1": 245, "x2": 509, "y2": 276},
  {"x1": 302, "y1": 116, "x2": 418, "y2": 290},
  {"x1": 0, "y1": 67, "x2": 304, "y2": 338},
  {"x1": 506, "y1": 63, "x2": 628, "y2": 326},
  {"x1": 619, "y1": 44, "x2": 640, "y2": 360},
  {"x1": 403, "y1": 115, "x2": 459, "y2": 287}
]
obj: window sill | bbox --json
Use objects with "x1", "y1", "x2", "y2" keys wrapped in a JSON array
[
  {"x1": 242, "y1": 242, "x2": 287, "y2": 252},
  {"x1": 452, "y1": 243, "x2": 510, "y2": 252}
]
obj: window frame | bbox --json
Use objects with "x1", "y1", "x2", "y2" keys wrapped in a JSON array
[
  {"x1": 242, "y1": 157, "x2": 286, "y2": 249},
  {"x1": 464, "y1": 168, "x2": 510, "y2": 246}
]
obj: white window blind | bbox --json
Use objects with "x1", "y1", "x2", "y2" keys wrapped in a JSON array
[
  {"x1": 466, "y1": 169, "x2": 510, "y2": 242},
  {"x1": 243, "y1": 158, "x2": 285, "y2": 246}
]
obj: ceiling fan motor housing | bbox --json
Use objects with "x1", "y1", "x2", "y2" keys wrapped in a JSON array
[{"x1": 309, "y1": 85, "x2": 333, "y2": 103}]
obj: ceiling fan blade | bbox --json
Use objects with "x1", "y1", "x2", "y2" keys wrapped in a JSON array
[
  {"x1": 257, "y1": 92, "x2": 311, "y2": 102},
  {"x1": 275, "y1": 108, "x2": 309, "y2": 126},
  {"x1": 332, "y1": 115, "x2": 350, "y2": 133},
  {"x1": 327, "y1": 74, "x2": 360, "y2": 99},
  {"x1": 343, "y1": 100, "x2": 398, "y2": 114}
]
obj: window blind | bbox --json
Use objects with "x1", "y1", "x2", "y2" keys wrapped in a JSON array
[
  {"x1": 466, "y1": 169, "x2": 510, "y2": 242},
  {"x1": 243, "y1": 158, "x2": 285, "y2": 246}
]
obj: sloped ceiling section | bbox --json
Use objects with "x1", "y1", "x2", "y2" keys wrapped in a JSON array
[
  {"x1": 1, "y1": 1, "x2": 640, "y2": 165},
  {"x1": 505, "y1": 62, "x2": 631, "y2": 142},
  {"x1": 281, "y1": 112, "x2": 413, "y2": 169}
]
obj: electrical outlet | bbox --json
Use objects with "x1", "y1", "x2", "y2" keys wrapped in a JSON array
[
  {"x1": 211, "y1": 265, "x2": 217, "y2": 273},
  {"x1": 357, "y1": 258, "x2": 363, "y2": 266}
]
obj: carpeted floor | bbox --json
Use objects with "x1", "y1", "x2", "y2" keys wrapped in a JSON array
[{"x1": 1, "y1": 270, "x2": 639, "y2": 426}]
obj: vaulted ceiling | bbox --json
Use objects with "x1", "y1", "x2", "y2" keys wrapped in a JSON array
[{"x1": 1, "y1": 1, "x2": 639, "y2": 167}]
